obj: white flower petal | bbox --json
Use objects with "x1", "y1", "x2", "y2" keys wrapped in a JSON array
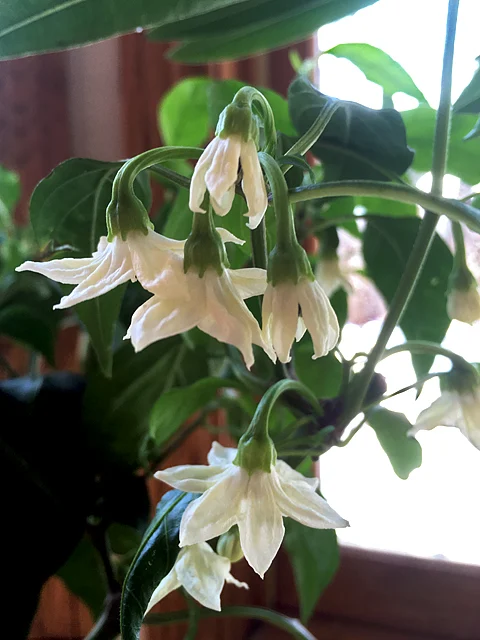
[
  {"x1": 240, "y1": 140, "x2": 268, "y2": 230},
  {"x1": 295, "y1": 317, "x2": 307, "y2": 342},
  {"x1": 207, "y1": 441, "x2": 238, "y2": 466},
  {"x1": 145, "y1": 565, "x2": 181, "y2": 613},
  {"x1": 211, "y1": 186, "x2": 235, "y2": 217},
  {"x1": 225, "y1": 573, "x2": 249, "y2": 589},
  {"x1": 180, "y1": 466, "x2": 247, "y2": 547},
  {"x1": 175, "y1": 543, "x2": 231, "y2": 611},
  {"x1": 458, "y1": 390, "x2": 480, "y2": 449},
  {"x1": 316, "y1": 257, "x2": 352, "y2": 298},
  {"x1": 275, "y1": 459, "x2": 319, "y2": 490},
  {"x1": 205, "y1": 136, "x2": 241, "y2": 207},
  {"x1": 228, "y1": 268, "x2": 268, "y2": 299},
  {"x1": 128, "y1": 229, "x2": 186, "y2": 291},
  {"x1": 216, "y1": 228, "x2": 245, "y2": 246},
  {"x1": 262, "y1": 283, "x2": 299, "y2": 364},
  {"x1": 237, "y1": 471, "x2": 284, "y2": 578},
  {"x1": 410, "y1": 392, "x2": 460, "y2": 436},
  {"x1": 297, "y1": 279, "x2": 339, "y2": 358},
  {"x1": 189, "y1": 138, "x2": 219, "y2": 213},
  {"x1": 127, "y1": 295, "x2": 199, "y2": 351},
  {"x1": 154, "y1": 464, "x2": 228, "y2": 493},
  {"x1": 274, "y1": 472, "x2": 348, "y2": 530},
  {"x1": 447, "y1": 287, "x2": 480, "y2": 324}
]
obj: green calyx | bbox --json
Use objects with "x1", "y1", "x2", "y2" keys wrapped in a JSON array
[
  {"x1": 216, "y1": 101, "x2": 259, "y2": 144},
  {"x1": 444, "y1": 365, "x2": 480, "y2": 396},
  {"x1": 267, "y1": 240, "x2": 314, "y2": 286},
  {"x1": 183, "y1": 208, "x2": 229, "y2": 277},
  {"x1": 234, "y1": 432, "x2": 276, "y2": 475},
  {"x1": 216, "y1": 527, "x2": 243, "y2": 563},
  {"x1": 106, "y1": 183, "x2": 152, "y2": 241},
  {"x1": 448, "y1": 263, "x2": 476, "y2": 292}
]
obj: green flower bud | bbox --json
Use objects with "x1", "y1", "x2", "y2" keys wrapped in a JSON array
[
  {"x1": 216, "y1": 527, "x2": 244, "y2": 563},
  {"x1": 106, "y1": 186, "x2": 152, "y2": 241},
  {"x1": 267, "y1": 241, "x2": 314, "y2": 286},
  {"x1": 183, "y1": 209, "x2": 229, "y2": 277}
]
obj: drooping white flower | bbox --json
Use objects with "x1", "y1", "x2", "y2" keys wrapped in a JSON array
[
  {"x1": 15, "y1": 230, "x2": 186, "y2": 309},
  {"x1": 409, "y1": 388, "x2": 480, "y2": 450},
  {"x1": 447, "y1": 284, "x2": 480, "y2": 325},
  {"x1": 155, "y1": 442, "x2": 348, "y2": 578},
  {"x1": 262, "y1": 278, "x2": 339, "y2": 363},
  {"x1": 145, "y1": 542, "x2": 248, "y2": 614},
  {"x1": 189, "y1": 135, "x2": 268, "y2": 230},
  {"x1": 315, "y1": 255, "x2": 352, "y2": 298},
  {"x1": 126, "y1": 254, "x2": 274, "y2": 369}
]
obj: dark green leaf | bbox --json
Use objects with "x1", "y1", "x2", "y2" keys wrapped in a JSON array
[
  {"x1": 402, "y1": 107, "x2": 480, "y2": 185},
  {"x1": 161, "y1": 189, "x2": 194, "y2": 241},
  {"x1": 0, "y1": 303, "x2": 56, "y2": 363},
  {"x1": 159, "y1": 77, "x2": 211, "y2": 147},
  {"x1": 83, "y1": 338, "x2": 182, "y2": 469},
  {"x1": 168, "y1": 0, "x2": 380, "y2": 63},
  {"x1": 284, "y1": 520, "x2": 339, "y2": 622},
  {"x1": 294, "y1": 348, "x2": 342, "y2": 399},
  {"x1": 367, "y1": 406, "x2": 422, "y2": 479},
  {"x1": 57, "y1": 536, "x2": 107, "y2": 620},
  {"x1": 74, "y1": 284, "x2": 127, "y2": 377},
  {"x1": 454, "y1": 62, "x2": 480, "y2": 114},
  {"x1": 121, "y1": 490, "x2": 196, "y2": 640},
  {"x1": 289, "y1": 76, "x2": 414, "y2": 181},
  {"x1": 330, "y1": 287, "x2": 348, "y2": 329},
  {"x1": 363, "y1": 217, "x2": 453, "y2": 376},
  {"x1": 325, "y1": 43, "x2": 427, "y2": 103},
  {"x1": 150, "y1": 376, "x2": 238, "y2": 446}
]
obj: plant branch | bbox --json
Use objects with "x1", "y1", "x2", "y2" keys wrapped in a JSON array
[
  {"x1": 288, "y1": 180, "x2": 480, "y2": 232},
  {"x1": 381, "y1": 340, "x2": 475, "y2": 374},
  {"x1": 145, "y1": 606, "x2": 317, "y2": 640},
  {"x1": 338, "y1": 0, "x2": 460, "y2": 428},
  {"x1": 451, "y1": 220, "x2": 468, "y2": 270}
]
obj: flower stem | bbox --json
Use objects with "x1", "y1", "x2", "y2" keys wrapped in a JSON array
[
  {"x1": 251, "y1": 218, "x2": 268, "y2": 270},
  {"x1": 339, "y1": 0, "x2": 460, "y2": 428},
  {"x1": 285, "y1": 98, "x2": 340, "y2": 160},
  {"x1": 145, "y1": 606, "x2": 317, "y2": 640},
  {"x1": 381, "y1": 340, "x2": 476, "y2": 374},
  {"x1": 451, "y1": 221, "x2": 468, "y2": 270},
  {"x1": 288, "y1": 180, "x2": 480, "y2": 232}
]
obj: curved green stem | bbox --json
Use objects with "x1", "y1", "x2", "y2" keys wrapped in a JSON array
[
  {"x1": 339, "y1": 0, "x2": 460, "y2": 428},
  {"x1": 284, "y1": 99, "x2": 340, "y2": 161},
  {"x1": 233, "y1": 86, "x2": 277, "y2": 155},
  {"x1": 288, "y1": 180, "x2": 480, "y2": 233},
  {"x1": 259, "y1": 152, "x2": 296, "y2": 248},
  {"x1": 251, "y1": 218, "x2": 268, "y2": 270},
  {"x1": 148, "y1": 164, "x2": 192, "y2": 191},
  {"x1": 145, "y1": 606, "x2": 317, "y2": 640},
  {"x1": 451, "y1": 221, "x2": 468, "y2": 270},
  {"x1": 381, "y1": 340, "x2": 475, "y2": 374}
]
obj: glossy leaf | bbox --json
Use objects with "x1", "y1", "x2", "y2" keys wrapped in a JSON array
[
  {"x1": 159, "y1": 77, "x2": 211, "y2": 147},
  {"x1": 289, "y1": 76, "x2": 414, "y2": 181},
  {"x1": 121, "y1": 490, "x2": 196, "y2": 640},
  {"x1": 168, "y1": 0, "x2": 380, "y2": 63},
  {"x1": 83, "y1": 338, "x2": 181, "y2": 469},
  {"x1": 284, "y1": 520, "x2": 339, "y2": 622},
  {"x1": 454, "y1": 63, "x2": 480, "y2": 114},
  {"x1": 325, "y1": 43, "x2": 427, "y2": 103},
  {"x1": 150, "y1": 376, "x2": 238, "y2": 446},
  {"x1": 363, "y1": 217, "x2": 453, "y2": 376},
  {"x1": 294, "y1": 347, "x2": 343, "y2": 399},
  {"x1": 402, "y1": 107, "x2": 480, "y2": 185},
  {"x1": 367, "y1": 406, "x2": 422, "y2": 479},
  {"x1": 0, "y1": 165, "x2": 20, "y2": 230},
  {"x1": 0, "y1": 303, "x2": 56, "y2": 364}
]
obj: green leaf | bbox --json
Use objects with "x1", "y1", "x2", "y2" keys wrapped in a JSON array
[
  {"x1": 0, "y1": 165, "x2": 20, "y2": 231},
  {"x1": 402, "y1": 107, "x2": 480, "y2": 185},
  {"x1": 150, "y1": 376, "x2": 237, "y2": 446},
  {"x1": 74, "y1": 284, "x2": 127, "y2": 377},
  {"x1": 57, "y1": 536, "x2": 107, "y2": 620},
  {"x1": 284, "y1": 520, "x2": 339, "y2": 622},
  {"x1": 325, "y1": 43, "x2": 427, "y2": 103},
  {"x1": 167, "y1": 0, "x2": 380, "y2": 63},
  {"x1": 0, "y1": 303, "x2": 56, "y2": 364},
  {"x1": 363, "y1": 217, "x2": 453, "y2": 376},
  {"x1": 294, "y1": 348, "x2": 342, "y2": 399},
  {"x1": 454, "y1": 63, "x2": 480, "y2": 114},
  {"x1": 83, "y1": 338, "x2": 181, "y2": 469},
  {"x1": 161, "y1": 188, "x2": 194, "y2": 241},
  {"x1": 367, "y1": 406, "x2": 422, "y2": 479},
  {"x1": 289, "y1": 76, "x2": 414, "y2": 181},
  {"x1": 159, "y1": 77, "x2": 211, "y2": 147},
  {"x1": 121, "y1": 490, "x2": 196, "y2": 640}
]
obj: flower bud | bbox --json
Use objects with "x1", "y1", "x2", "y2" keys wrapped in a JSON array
[
  {"x1": 447, "y1": 265, "x2": 480, "y2": 325},
  {"x1": 217, "y1": 528, "x2": 244, "y2": 563}
]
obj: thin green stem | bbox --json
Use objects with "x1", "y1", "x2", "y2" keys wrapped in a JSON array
[
  {"x1": 251, "y1": 217, "x2": 268, "y2": 270},
  {"x1": 284, "y1": 99, "x2": 340, "y2": 161},
  {"x1": 381, "y1": 340, "x2": 475, "y2": 374},
  {"x1": 145, "y1": 606, "x2": 317, "y2": 640},
  {"x1": 451, "y1": 221, "x2": 468, "y2": 270},
  {"x1": 259, "y1": 152, "x2": 296, "y2": 248},
  {"x1": 339, "y1": 0, "x2": 460, "y2": 428},
  {"x1": 148, "y1": 165, "x2": 192, "y2": 191},
  {"x1": 184, "y1": 594, "x2": 200, "y2": 640},
  {"x1": 288, "y1": 180, "x2": 480, "y2": 233}
]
